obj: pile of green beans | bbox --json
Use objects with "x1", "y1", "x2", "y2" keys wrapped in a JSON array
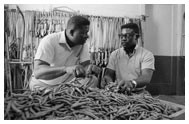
[{"x1": 4, "y1": 83, "x2": 181, "y2": 120}]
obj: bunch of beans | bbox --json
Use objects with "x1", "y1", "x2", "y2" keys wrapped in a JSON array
[{"x1": 4, "y1": 83, "x2": 181, "y2": 120}]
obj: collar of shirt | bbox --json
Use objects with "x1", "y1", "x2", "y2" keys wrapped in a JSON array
[
  {"x1": 124, "y1": 45, "x2": 139, "y2": 58},
  {"x1": 59, "y1": 31, "x2": 72, "y2": 51}
]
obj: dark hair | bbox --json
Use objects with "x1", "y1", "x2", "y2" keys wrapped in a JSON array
[
  {"x1": 67, "y1": 15, "x2": 90, "y2": 29},
  {"x1": 121, "y1": 23, "x2": 139, "y2": 36}
]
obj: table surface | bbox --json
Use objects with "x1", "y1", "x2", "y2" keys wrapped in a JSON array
[{"x1": 154, "y1": 95, "x2": 185, "y2": 120}]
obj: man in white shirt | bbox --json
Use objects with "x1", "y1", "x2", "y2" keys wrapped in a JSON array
[
  {"x1": 29, "y1": 16, "x2": 100, "y2": 91},
  {"x1": 101, "y1": 23, "x2": 155, "y2": 93}
]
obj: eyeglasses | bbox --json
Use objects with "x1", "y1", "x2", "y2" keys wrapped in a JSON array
[{"x1": 118, "y1": 33, "x2": 136, "y2": 39}]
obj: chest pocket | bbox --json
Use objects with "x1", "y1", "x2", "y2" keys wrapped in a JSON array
[{"x1": 134, "y1": 55, "x2": 142, "y2": 76}]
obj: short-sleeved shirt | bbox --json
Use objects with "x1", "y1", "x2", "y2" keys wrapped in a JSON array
[
  {"x1": 107, "y1": 46, "x2": 155, "y2": 82},
  {"x1": 33, "y1": 31, "x2": 90, "y2": 85}
]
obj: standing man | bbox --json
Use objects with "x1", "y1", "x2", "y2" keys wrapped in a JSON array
[
  {"x1": 29, "y1": 15, "x2": 100, "y2": 91},
  {"x1": 101, "y1": 23, "x2": 155, "y2": 93}
]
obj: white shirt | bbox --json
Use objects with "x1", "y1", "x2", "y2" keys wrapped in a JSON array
[
  {"x1": 107, "y1": 46, "x2": 155, "y2": 82},
  {"x1": 33, "y1": 31, "x2": 90, "y2": 85}
]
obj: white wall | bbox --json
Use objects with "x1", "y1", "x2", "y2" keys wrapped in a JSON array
[
  {"x1": 7, "y1": 4, "x2": 144, "y2": 18},
  {"x1": 144, "y1": 4, "x2": 185, "y2": 56}
]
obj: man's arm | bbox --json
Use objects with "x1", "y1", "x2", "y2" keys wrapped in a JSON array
[
  {"x1": 133, "y1": 68, "x2": 154, "y2": 88},
  {"x1": 34, "y1": 59, "x2": 89, "y2": 80},
  {"x1": 133, "y1": 51, "x2": 155, "y2": 88},
  {"x1": 33, "y1": 59, "x2": 67, "y2": 80},
  {"x1": 118, "y1": 68, "x2": 154, "y2": 92}
]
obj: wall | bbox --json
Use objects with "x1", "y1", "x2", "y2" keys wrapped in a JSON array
[
  {"x1": 144, "y1": 4, "x2": 185, "y2": 56},
  {"x1": 144, "y1": 5, "x2": 173, "y2": 56},
  {"x1": 144, "y1": 4, "x2": 185, "y2": 95}
]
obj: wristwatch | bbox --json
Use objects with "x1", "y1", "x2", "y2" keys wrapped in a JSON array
[{"x1": 131, "y1": 80, "x2": 137, "y2": 88}]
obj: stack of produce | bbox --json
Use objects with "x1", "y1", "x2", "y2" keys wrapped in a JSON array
[{"x1": 4, "y1": 81, "x2": 181, "y2": 120}]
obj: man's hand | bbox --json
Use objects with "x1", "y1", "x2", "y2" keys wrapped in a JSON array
[
  {"x1": 66, "y1": 65, "x2": 86, "y2": 77},
  {"x1": 86, "y1": 64, "x2": 101, "y2": 75},
  {"x1": 117, "y1": 80, "x2": 134, "y2": 94},
  {"x1": 101, "y1": 77, "x2": 108, "y2": 89},
  {"x1": 101, "y1": 76, "x2": 113, "y2": 89}
]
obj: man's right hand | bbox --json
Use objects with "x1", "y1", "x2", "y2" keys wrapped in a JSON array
[
  {"x1": 101, "y1": 76, "x2": 111, "y2": 89},
  {"x1": 65, "y1": 65, "x2": 86, "y2": 77},
  {"x1": 86, "y1": 64, "x2": 101, "y2": 75}
]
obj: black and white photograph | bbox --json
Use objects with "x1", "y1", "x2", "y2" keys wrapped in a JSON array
[{"x1": 3, "y1": 1, "x2": 186, "y2": 121}]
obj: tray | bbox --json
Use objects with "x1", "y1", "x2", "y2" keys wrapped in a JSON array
[{"x1": 158, "y1": 99, "x2": 185, "y2": 118}]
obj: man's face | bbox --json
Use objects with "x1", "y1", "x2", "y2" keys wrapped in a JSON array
[
  {"x1": 72, "y1": 25, "x2": 89, "y2": 45},
  {"x1": 120, "y1": 28, "x2": 137, "y2": 49}
]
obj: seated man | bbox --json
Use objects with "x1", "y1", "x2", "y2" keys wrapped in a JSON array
[
  {"x1": 101, "y1": 23, "x2": 155, "y2": 94},
  {"x1": 29, "y1": 15, "x2": 100, "y2": 91}
]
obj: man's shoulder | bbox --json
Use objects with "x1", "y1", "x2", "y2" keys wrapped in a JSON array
[
  {"x1": 137, "y1": 47, "x2": 154, "y2": 56},
  {"x1": 111, "y1": 48, "x2": 123, "y2": 54},
  {"x1": 109, "y1": 48, "x2": 124, "y2": 59},
  {"x1": 41, "y1": 31, "x2": 64, "y2": 42}
]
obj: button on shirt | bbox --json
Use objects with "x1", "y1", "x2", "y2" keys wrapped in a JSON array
[
  {"x1": 34, "y1": 31, "x2": 90, "y2": 85},
  {"x1": 107, "y1": 46, "x2": 155, "y2": 82}
]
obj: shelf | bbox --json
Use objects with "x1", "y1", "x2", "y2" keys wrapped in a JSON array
[
  {"x1": 8, "y1": 59, "x2": 33, "y2": 64},
  {"x1": 9, "y1": 61, "x2": 32, "y2": 64}
]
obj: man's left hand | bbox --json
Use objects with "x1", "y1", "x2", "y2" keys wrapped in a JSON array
[{"x1": 117, "y1": 80, "x2": 134, "y2": 94}]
